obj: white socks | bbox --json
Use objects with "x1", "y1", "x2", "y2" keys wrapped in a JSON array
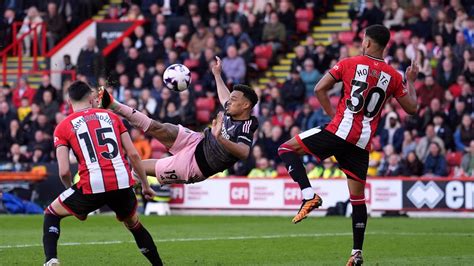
[
  {"x1": 351, "y1": 249, "x2": 362, "y2": 255},
  {"x1": 302, "y1": 187, "x2": 315, "y2": 200}
]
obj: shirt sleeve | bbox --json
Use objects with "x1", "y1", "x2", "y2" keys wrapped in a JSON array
[
  {"x1": 53, "y1": 123, "x2": 69, "y2": 149},
  {"x1": 328, "y1": 59, "x2": 346, "y2": 82},
  {"x1": 237, "y1": 118, "x2": 258, "y2": 147},
  {"x1": 393, "y1": 73, "x2": 408, "y2": 99}
]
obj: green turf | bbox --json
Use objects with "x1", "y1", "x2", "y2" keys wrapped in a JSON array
[{"x1": 0, "y1": 215, "x2": 473, "y2": 265}]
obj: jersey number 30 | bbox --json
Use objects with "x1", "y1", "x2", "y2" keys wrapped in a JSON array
[{"x1": 346, "y1": 79, "x2": 386, "y2": 118}]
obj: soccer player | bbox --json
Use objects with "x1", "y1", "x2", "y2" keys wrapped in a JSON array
[
  {"x1": 98, "y1": 56, "x2": 258, "y2": 185},
  {"x1": 278, "y1": 25, "x2": 419, "y2": 265},
  {"x1": 42, "y1": 81, "x2": 163, "y2": 266}
]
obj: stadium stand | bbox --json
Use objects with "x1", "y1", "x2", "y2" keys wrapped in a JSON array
[{"x1": 0, "y1": 0, "x2": 473, "y2": 181}]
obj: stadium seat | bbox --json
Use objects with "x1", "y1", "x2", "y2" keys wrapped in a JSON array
[
  {"x1": 446, "y1": 152, "x2": 463, "y2": 167},
  {"x1": 184, "y1": 59, "x2": 200, "y2": 70},
  {"x1": 276, "y1": 165, "x2": 289, "y2": 177},
  {"x1": 254, "y1": 45, "x2": 272, "y2": 59},
  {"x1": 308, "y1": 96, "x2": 321, "y2": 109},
  {"x1": 255, "y1": 58, "x2": 269, "y2": 70},
  {"x1": 190, "y1": 71, "x2": 199, "y2": 84},
  {"x1": 194, "y1": 84, "x2": 203, "y2": 93},
  {"x1": 339, "y1": 31, "x2": 355, "y2": 45},
  {"x1": 295, "y1": 8, "x2": 314, "y2": 34},
  {"x1": 330, "y1": 96, "x2": 340, "y2": 108},
  {"x1": 196, "y1": 110, "x2": 211, "y2": 124},
  {"x1": 150, "y1": 139, "x2": 167, "y2": 159},
  {"x1": 195, "y1": 97, "x2": 216, "y2": 112}
]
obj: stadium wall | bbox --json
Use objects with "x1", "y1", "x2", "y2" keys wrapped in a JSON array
[{"x1": 168, "y1": 178, "x2": 474, "y2": 217}]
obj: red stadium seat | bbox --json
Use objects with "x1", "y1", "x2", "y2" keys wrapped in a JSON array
[
  {"x1": 195, "y1": 97, "x2": 216, "y2": 112},
  {"x1": 308, "y1": 96, "x2": 321, "y2": 110},
  {"x1": 196, "y1": 110, "x2": 211, "y2": 124},
  {"x1": 295, "y1": 9, "x2": 313, "y2": 34},
  {"x1": 150, "y1": 139, "x2": 168, "y2": 159},
  {"x1": 330, "y1": 96, "x2": 340, "y2": 108},
  {"x1": 184, "y1": 59, "x2": 200, "y2": 70},
  {"x1": 276, "y1": 165, "x2": 289, "y2": 177},
  {"x1": 339, "y1": 31, "x2": 355, "y2": 45},
  {"x1": 446, "y1": 152, "x2": 463, "y2": 167},
  {"x1": 190, "y1": 71, "x2": 199, "y2": 84},
  {"x1": 255, "y1": 58, "x2": 269, "y2": 70},
  {"x1": 296, "y1": 21, "x2": 310, "y2": 34},
  {"x1": 194, "y1": 84, "x2": 203, "y2": 93},
  {"x1": 254, "y1": 45, "x2": 272, "y2": 59}
]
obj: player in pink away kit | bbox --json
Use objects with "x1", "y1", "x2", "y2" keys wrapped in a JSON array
[
  {"x1": 278, "y1": 25, "x2": 418, "y2": 265},
  {"x1": 42, "y1": 81, "x2": 163, "y2": 266}
]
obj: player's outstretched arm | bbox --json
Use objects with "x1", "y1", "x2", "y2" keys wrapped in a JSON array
[
  {"x1": 315, "y1": 74, "x2": 338, "y2": 118},
  {"x1": 396, "y1": 60, "x2": 419, "y2": 115},
  {"x1": 212, "y1": 112, "x2": 250, "y2": 160},
  {"x1": 121, "y1": 132, "x2": 156, "y2": 200},
  {"x1": 212, "y1": 56, "x2": 231, "y2": 108},
  {"x1": 56, "y1": 146, "x2": 73, "y2": 188}
]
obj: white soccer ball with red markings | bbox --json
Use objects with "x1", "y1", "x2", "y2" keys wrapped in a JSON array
[{"x1": 163, "y1": 64, "x2": 191, "y2": 92}]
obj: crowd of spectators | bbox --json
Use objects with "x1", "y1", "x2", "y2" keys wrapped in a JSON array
[{"x1": 0, "y1": 0, "x2": 473, "y2": 179}]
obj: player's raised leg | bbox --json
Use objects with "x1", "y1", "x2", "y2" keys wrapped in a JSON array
[
  {"x1": 42, "y1": 198, "x2": 72, "y2": 265},
  {"x1": 122, "y1": 214, "x2": 163, "y2": 266},
  {"x1": 98, "y1": 87, "x2": 178, "y2": 149},
  {"x1": 278, "y1": 136, "x2": 322, "y2": 224}
]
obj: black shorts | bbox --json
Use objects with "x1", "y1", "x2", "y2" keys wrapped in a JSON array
[
  {"x1": 295, "y1": 128, "x2": 369, "y2": 183},
  {"x1": 58, "y1": 184, "x2": 137, "y2": 221}
]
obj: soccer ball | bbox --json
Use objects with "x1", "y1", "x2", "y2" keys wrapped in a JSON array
[{"x1": 163, "y1": 64, "x2": 191, "y2": 92}]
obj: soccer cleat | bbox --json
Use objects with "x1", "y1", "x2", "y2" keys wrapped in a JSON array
[
  {"x1": 292, "y1": 194, "x2": 323, "y2": 224},
  {"x1": 97, "y1": 86, "x2": 114, "y2": 109},
  {"x1": 346, "y1": 251, "x2": 363, "y2": 266},
  {"x1": 44, "y1": 258, "x2": 60, "y2": 266}
]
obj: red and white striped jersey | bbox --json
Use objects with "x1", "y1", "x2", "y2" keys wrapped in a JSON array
[
  {"x1": 326, "y1": 55, "x2": 407, "y2": 150},
  {"x1": 54, "y1": 109, "x2": 134, "y2": 194}
]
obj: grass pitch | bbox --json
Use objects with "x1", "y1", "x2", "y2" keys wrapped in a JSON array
[{"x1": 0, "y1": 215, "x2": 473, "y2": 265}]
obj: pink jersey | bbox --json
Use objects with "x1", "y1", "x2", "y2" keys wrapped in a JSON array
[
  {"x1": 326, "y1": 55, "x2": 407, "y2": 150},
  {"x1": 54, "y1": 109, "x2": 134, "y2": 194}
]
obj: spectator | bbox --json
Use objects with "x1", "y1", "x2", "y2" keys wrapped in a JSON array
[
  {"x1": 61, "y1": 54, "x2": 76, "y2": 85},
  {"x1": 377, "y1": 144, "x2": 396, "y2": 175},
  {"x1": 271, "y1": 104, "x2": 291, "y2": 127},
  {"x1": 437, "y1": 58, "x2": 459, "y2": 88},
  {"x1": 136, "y1": 63, "x2": 152, "y2": 88},
  {"x1": 28, "y1": 130, "x2": 52, "y2": 157},
  {"x1": 387, "y1": 32, "x2": 406, "y2": 57},
  {"x1": 222, "y1": 45, "x2": 246, "y2": 84},
  {"x1": 247, "y1": 13, "x2": 263, "y2": 44},
  {"x1": 459, "y1": 83, "x2": 472, "y2": 113},
  {"x1": 300, "y1": 58, "x2": 322, "y2": 97},
  {"x1": 295, "y1": 104, "x2": 318, "y2": 131},
  {"x1": 20, "y1": 103, "x2": 39, "y2": 138},
  {"x1": 412, "y1": 7, "x2": 434, "y2": 41},
  {"x1": 6, "y1": 119, "x2": 26, "y2": 146},
  {"x1": 416, "y1": 124, "x2": 446, "y2": 162},
  {"x1": 405, "y1": 35, "x2": 427, "y2": 61},
  {"x1": 104, "y1": 4, "x2": 121, "y2": 19},
  {"x1": 454, "y1": 114, "x2": 474, "y2": 152},
  {"x1": 44, "y1": 2, "x2": 66, "y2": 50},
  {"x1": 248, "y1": 158, "x2": 277, "y2": 178},
  {"x1": 12, "y1": 78, "x2": 35, "y2": 108},
  {"x1": 380, "y1": 112, "x2": 404, "y2": 153},
  {"x1": 464, "y1": 58, "x2": 474, "y2": 86},
  {"x1": 121, "y1": 4, "x2": 144, "y2": 21},
  {"x1": 418, "y1": 76, "x2": 444, "y2": 109},
  {"x1": 277, "y1": 0, "x2": 295, "y2": 36},
  {"x1": 0, "y1": 9, "x2": 16, "y2": 50},
  {"x1": 462, "y1": 16, "x2": 474, "y2": 47},
  {"x1": 461, "y1": 140, "x2": 474, "y2": 176},
  {"x1": 440, "y1": 18, "x2": 457, "y2": 46},
  {"x1": 17, "y1": 98, "x2": 31, "y2": 122},
  {"x1": 312, "y1": 45, "x2": 332, "y2": 74},
  {"x1": 422, "y1": 98, "x2": 444, "y2": 130},
  {"x1": 402, "y1": 130, "x2": 417, "y2": 158},
  {"x1": 263, "y1": 125, "x2": 284, "y2": 163},
  {"x1": 394, "y1": 47, "x2": 411, "y2": 72},
  {"x1": 280, "y1": 70, "x2": 305, "y2": 112},
  {"x1": 416, "y1": 50, "x2": 432, "y2": 78},
  {"x1": 355, "y1": 0, "x2": 384, "y2": 35},
  {"x1": 383, "y1": 1, "x2": 404, "y2": 30},
  {"x1": 225, "y1": 22, "x2": 253, "y2": 51},
  {"x1": 34, "y1": 75, "x2": 57, "y2": 105},
  {"x1": 402, "y1": 151, "x2": 424, "y2": 176},
  {"x1": 188, "y1": 23, "x2": 213, "y2": 59},
  {"x1": 433, "y1": 113, "x2": 454, "y2": 151},
  {"x1": 448, "y1": 98, "x2": 467, "y2": 131},
  {"x1": 423, "y1": 142, "x2": 448, "y2": 177},
  {"x1": 378, "y1": 154, "x2": 404, "y2": 176},
  {"x1": 178, "y1": 90, "x2": 196, "y2": 128},
  {"x1": 125, "y1": 47, "x2": 141, "y2": 77},
  {"x1": 30, "y1": 146, "x2": 49, "y2": 163},
  {"x1": 291, "y1": 45, "x2": 307, "y2": 72},
  {"x1": 138, "y1": 89, "x2": 158, "y2": 118},
  {"x1": 326, "y1": 33, "x2": 343, "y2": 60},
  {"x1": 220, "y1": 2, "x2": 247, "y2": 29},
  {"x1": 368, "y1": 149, "x2": 383, "y2": 176},
  {"x1": 40, "y1": 90, "x2": 59, "y2": 123},
  {"x1": 7, "y1": 143, "x2": 28, "y2": 164},
  {"x1": 262, "y1": 12, "x2": 286, "y2": 54},
  {"x1": 131, "y1": 128, "x2": 151, "y2": 160},
  {"x1": 308, "y1": 157, "x2": 345, "y2": 179},
  {"x1": 77, "y1": 37, "x2": 103, "y2": 84},
  {"x1": 139, "y1": 35, "x2": 161, "y2": 68},
  {"x1": 17, "y1": 6, "x2": 43, "y2": 56}
]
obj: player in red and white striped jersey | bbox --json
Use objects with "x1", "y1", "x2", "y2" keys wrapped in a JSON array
[
  {"x1": 42, "y1": 81, "x2": 163, "y2": 266},
  {"x1": 278, "y1": 25, "x2": 419, "y2": 266}
]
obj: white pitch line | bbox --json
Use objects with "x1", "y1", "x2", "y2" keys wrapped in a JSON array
[{"x1": 0, "y1": 232, "x2": 472, "y2": 250}]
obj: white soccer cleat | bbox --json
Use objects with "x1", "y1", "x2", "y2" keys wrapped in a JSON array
[{"x1": 44, "y1": 258, "x2": 60, "y2": 266}]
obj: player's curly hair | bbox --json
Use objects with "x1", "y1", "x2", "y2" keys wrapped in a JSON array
[
  {"x1": 365, "y1": 24, "x2": 390, "y2": 49},
  {"x1": 233, "y1": 84, "x2": 258, "y2": 108},
  {"x1": 68, "y1": 80, "x2": 92, "y2": 102}
]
